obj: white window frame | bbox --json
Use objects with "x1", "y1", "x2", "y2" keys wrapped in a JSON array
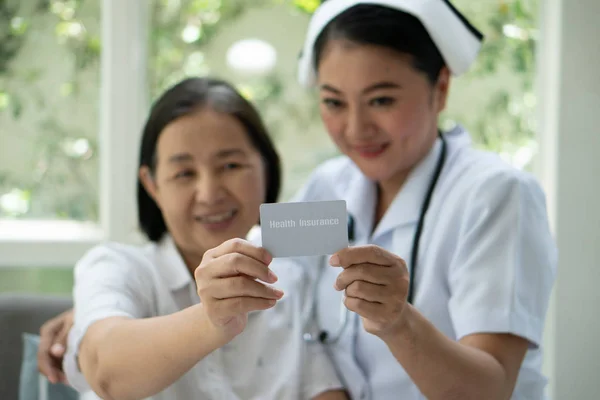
[{"x1": 0, "y1": 0, "x2": 149, "y2": 268}]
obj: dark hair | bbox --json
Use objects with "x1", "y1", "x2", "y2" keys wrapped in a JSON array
[
  {"x1": 137, "y1": 77, "x2": 282, "y2": 242},
  {"x1": 313, "y1": 4, "x2": 446, "y2": 84}
]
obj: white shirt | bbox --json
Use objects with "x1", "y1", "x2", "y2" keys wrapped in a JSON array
[
  {"x1": 284, "y1": 125, "x2": 557, "y2": 400},
  {"x1": 64, "y1": 230, "x2": 343, "y2": 400}
]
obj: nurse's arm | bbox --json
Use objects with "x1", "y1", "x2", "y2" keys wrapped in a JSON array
[
  {"x1": 383, "y1": 305, "x2": 529, "y2": 400},
  {"x1": 77, "y1": 304, "x2": 227, "y2": 400}
]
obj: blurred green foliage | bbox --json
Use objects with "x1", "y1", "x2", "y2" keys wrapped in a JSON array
[
  {"x1": 0, "y1": 0, "x2": 538, "y2": 221},
  {"x1": 0, "y1": 0, "x2": 100, "y2": 220},
  {"x1": 0, "y1": 0, "x2": 538, "y2": 294}
]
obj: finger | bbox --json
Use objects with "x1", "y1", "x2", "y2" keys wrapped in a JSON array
[
  {"x1": 330, "y1": 245, "x2": 405, "y2": 269},
  {"x1": 55, "y1": 370, "x2": 67, "y2": 384},
  {"x1": 334, "y1": 264, "x2": 393, "y2": 290},
  {"x1": 204, "y1": 238, "x2": 272, "y2": 265},
  {"x1": 207, "y1": 277, "x2": 284, "y2": 300},
  {"x1": 50, "y1": 343, "x2": 65, "y2": 357},
  {"x1": 38, "y1": 320, "x2": 64, "y2": 383},
  {"x1": 344, "y1": 296, "x2": 382, "y2": 321},
  {"x1": 54, "y1": 320, "x2": 71, "y2": 353},
  {"x1": 201, "y1": 253, "x2": 278, "y2": 283},
  {"x1": 343, "y1": 280, "x2": 388, "y2": 303},
  {"x1": 214, "y1": 297, "x2": 278, "y2": 318},
  {"x1": 38, "y1": 363, "x2": 57, "y2": 384},
  {"x1": 38, "y1": 352, "x2": 62, "y2": 384},
  {"x1": 39, "y1": 318, "x2": 62, "y2": 349}
]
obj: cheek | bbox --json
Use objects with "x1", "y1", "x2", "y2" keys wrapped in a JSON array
[
  {"x1": 157, "y1": 186, "x2": 194, "y2": 224},
  {"x1": 320, "y1": 110, "x2": 345, "y2": 143},
  {"x1": 384, "y1": 100, "x2": 433, "y2": 138},
  {"x1": 232, "y1": 170, "x2": 266, "y2": 209}
]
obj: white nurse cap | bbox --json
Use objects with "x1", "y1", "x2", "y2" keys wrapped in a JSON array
[{"x1": 297, "y1": 0, "x2": 484, "y2": 87}]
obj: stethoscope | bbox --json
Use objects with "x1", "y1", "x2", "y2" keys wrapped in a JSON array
[{"x1": 303, "y1": 132, "x2": 448, "y2": 345}]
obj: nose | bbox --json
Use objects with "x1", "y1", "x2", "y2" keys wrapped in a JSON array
[
  {"x1": 194, "y1": 172, "x2": 226, "y2": 206},
  {"x1": 346, "y1": 105, "x2": 376, "y2": 141}
]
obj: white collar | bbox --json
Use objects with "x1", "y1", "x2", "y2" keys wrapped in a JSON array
[
  {"x1": 155, "y1": 235, "x2": 193, "y2": 292},
  {"x1": 373, "y1": 137, "x2": 443, "y2": 238},
  {"x1": 154, "y1": 227, "x2": 264, "y2": 292},
  {"x1": 346, "y1": 125, "x2": 470, "y2": 240}
]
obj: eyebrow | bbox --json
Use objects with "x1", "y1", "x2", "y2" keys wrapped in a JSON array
[
  {"x1": 168, "y1": 153, "x2": 193, "y2": 163},
  {"x1": 320, "y1": 82, "x2": 402, "y2": 95},
  {"x1": 215, "y1": 148, "x2": 247, "y2": 159},
  {"x1": 167, "y1": 148, "x2": 247, "y2": 164}
]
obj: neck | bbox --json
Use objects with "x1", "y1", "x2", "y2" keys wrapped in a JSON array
[
  {"x1": 374, "y1": 129, "x2": 439, "y2": 226},
  {"x1": 180, "y1": 249, "x2": 204, "y2": 278},
  {"x1": 374, "y1": 171, "x2": 410, "y2": 226}
]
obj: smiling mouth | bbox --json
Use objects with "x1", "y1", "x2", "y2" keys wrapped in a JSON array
[
  {"x1": 353, "y1": 143, "x2": 390, "y2": 157},
  {"x1": 195, "y1": 209, "x2": 238, "y2": 224}
]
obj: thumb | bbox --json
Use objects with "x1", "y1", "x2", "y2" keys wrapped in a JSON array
[
  {"x1": 50, "y1": 324, "x2": 70, "y2": 357},
  {"x1": 50, "y1": 343, "x2": 65, "y2": 357}
]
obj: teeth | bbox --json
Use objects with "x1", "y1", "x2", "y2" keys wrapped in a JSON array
[{"x1": 198, "y1": 210, "x2": 235, "y2": 223}]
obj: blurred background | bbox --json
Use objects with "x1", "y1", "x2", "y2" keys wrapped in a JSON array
[
  {"x1": 0, "y1": 0, "x2": 598, "y2": 398},
  {"x1": 0, "y1": 0, "x2": 540, "y2": 288}
]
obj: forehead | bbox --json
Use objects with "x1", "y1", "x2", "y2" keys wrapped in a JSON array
[
  {"x1": 156, "y1": 108, "x2": 254, "y2": 158},
  {"x1": 317, "y1": 40, "x2": 416, "y2": 85}
]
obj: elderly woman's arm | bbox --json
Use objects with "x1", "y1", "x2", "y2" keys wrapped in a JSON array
[{"x1": 77, "y1": 305, "x2": 223, "y2": 400}]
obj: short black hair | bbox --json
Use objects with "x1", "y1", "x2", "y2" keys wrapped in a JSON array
[
  {"x1": 137, "y1": 77, "x2": 282, "y2": 242},
  {"x1": 313, "y1": 4, "x2": 446, "y2": 84}
]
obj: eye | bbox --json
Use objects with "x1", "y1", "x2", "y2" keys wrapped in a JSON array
[
  {"x1": 322, "y1": 98, "x2": 344, "y2": 110},
  {"x1": 222, "y1": 162, "x2": 242, "y2": 171},
  {"x1": 369, "y1": 97, "x2": 396, "y2": 107},
  {"x1": 174, "y1": 170, "x2": 195, "y2": 179}
]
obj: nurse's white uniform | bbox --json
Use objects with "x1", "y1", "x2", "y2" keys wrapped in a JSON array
[
  {"x1": 287, "y1": 125, "x2": 557, "y2": 400},
  {"x1": 63, "y1": 230, "x2": 344, "y2": 400}
]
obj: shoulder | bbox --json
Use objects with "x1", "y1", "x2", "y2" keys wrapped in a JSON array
[
  {"x1": 74, "y1": 240, "x2": 157, "y2": 281},
  {"x1": 72, "y1": 240, "x2": 159, "y2": 317},
  {"x1": 443, "y1": 132, "x2": 547, "y2": 213},
  {"x1": 291, "y1": 155, "x2": 359, "y2": 202}
]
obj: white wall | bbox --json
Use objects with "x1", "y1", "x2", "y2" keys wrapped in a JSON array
[{"x1": 538, "y1": 0, "x2": 600, "y2": 398}]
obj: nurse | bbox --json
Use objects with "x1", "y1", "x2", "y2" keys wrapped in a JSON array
[
  {"x1": 60, "y1": 76, "x2": 347, "y2": 400},
  {"x1": 288, "y1": 0, "x2": 557, "y2": 399}
]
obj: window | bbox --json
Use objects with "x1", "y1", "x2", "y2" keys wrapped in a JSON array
[
  {"x1": 0, "y1": 0, "x2": 101, "y2": 222},
  {"x1": 0, "y1": 0, "x2": 146, "y2": 291},
  {"x1": 445, "y1": 0, "x2": 539, "y2": 171},
  {"x1": 0, "y1": 0, "x2": 540, "y2": 293}
]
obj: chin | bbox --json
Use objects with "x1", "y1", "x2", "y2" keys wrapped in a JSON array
[{"x1": 352, "y1": 158, "x2": 398, "y2": 182}]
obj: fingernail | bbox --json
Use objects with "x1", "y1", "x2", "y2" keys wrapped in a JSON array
[
  {"x1": 268, "y1": 270, "x2": 278, "y2": 282},
  {"x1": 333, "y1": 281, "x2": 340, "y2": 291},
  {"x1": 329, "y1": 255, "x2": 339, "y2": 266},
  {"x1": 51, "y1": 343, "x2": 65, "y2": 355},
  {"x1": 273, "y1": 288, "x2": 284, "y2": 298}
]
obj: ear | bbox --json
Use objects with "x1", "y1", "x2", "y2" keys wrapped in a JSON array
[
  {"x1": 139, "y1": 166, "x2": 160, "y2": 207},
  {"x1": 434, "y1": 66, "x2": 451, "y2": 113}
]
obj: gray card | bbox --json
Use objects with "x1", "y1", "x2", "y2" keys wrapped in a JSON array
[{"x1": 260, "y1": 200, "x2": 348, "y2": 257}]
